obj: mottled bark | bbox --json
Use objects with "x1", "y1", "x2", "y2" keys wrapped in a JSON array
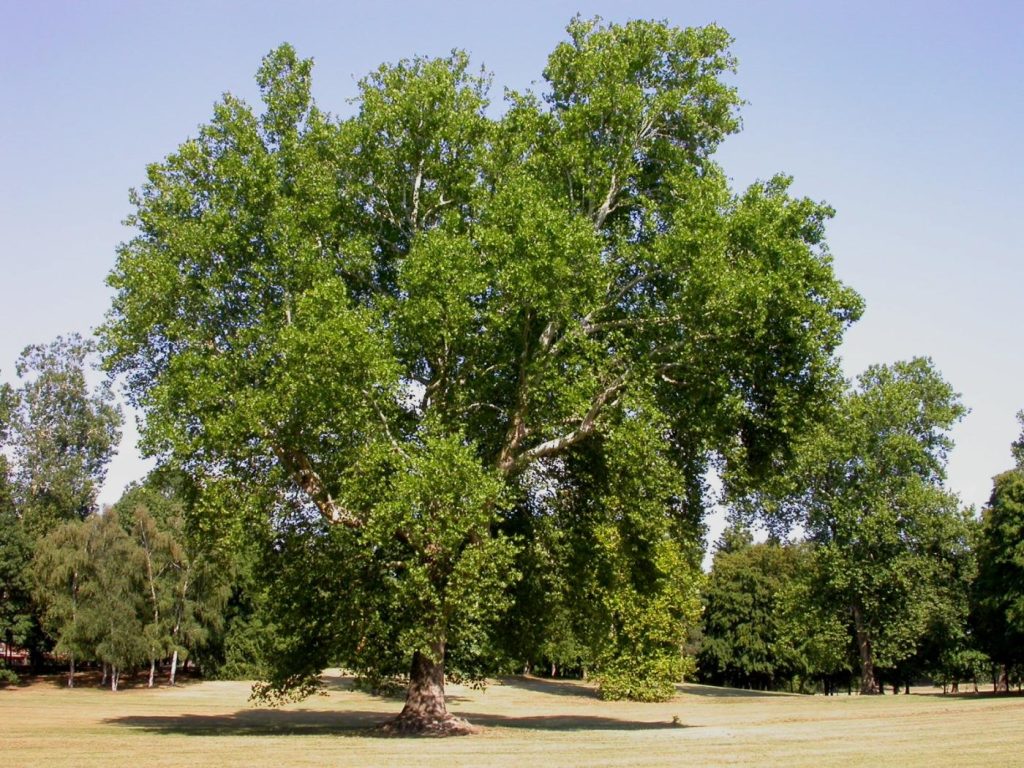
[
  {"x1": 851, "y1": 604, "x2": 880, "y2": 695},
  {"x1": 381, "y1": 640, "x2": 475, "y2": 735},
  {"x1": 169, "y1": 649, "x2": 179, "y2": 686},
  {"x1": 148, "y1": 659, "x2": 156, "y2": 688}
]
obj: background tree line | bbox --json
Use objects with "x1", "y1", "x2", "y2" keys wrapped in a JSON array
[
  {"x1": 0, "y1": 337, "x2": 241, "y2": 689},
  {"x1": 3, "y1": 333, "x2": 1023, "y2": 700},
  {"x1": 698, "y1": 381, "x2": 1024, "y2": 695}
]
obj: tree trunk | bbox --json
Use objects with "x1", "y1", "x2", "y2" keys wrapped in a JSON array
[
  {"x1": 380, "y1": 640, "x2": 474, "y2": 735},
  {"x1": 169, "y1": 649, "x2": 179, "y2": 686},
  {"x1": 148, "y1": 658, "x2": 157, "y2": 688},
  {"x1": 67, "y1": 656, "x2": 74, "y2": 688},
  {"x1": 101, "y1": 663, "x2": 108, "y2": 687},
  {"x1": 111, "y1": 667, "x2": 119, "y2": 692},
  {"x1": 997, "y1": 665, "x2": 1009, "y2": 692},
  {"x1": 851, "y1": 605, "x2": 880, "y2": 695}
]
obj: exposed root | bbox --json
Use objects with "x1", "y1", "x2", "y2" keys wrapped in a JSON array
[{"x1": 378, "y1": 711, "x2": 479, "y2": 736}]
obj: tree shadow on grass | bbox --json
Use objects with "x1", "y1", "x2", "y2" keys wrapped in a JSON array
[
  {"x1": 33, "y1": 671, "x2": 205, "y2": 691},
  {"x1": 677, "y1": 683, "x2": 799, "y2": 698},
  {"x1": 913, "y1": 688, "x2": 1024, "y2": 701},
  {"x1": 455, "y1": 712, "x2": 690, "y2": 731},
  {"x1": 107, "y1": 709, "x2": 389, "y2": 736},
  {"x1": 497, "y1": 676, "x2": 601, "y2": 699},
  {"x1": 105, "y1": 708, "x2": 691, "y2": 737}
]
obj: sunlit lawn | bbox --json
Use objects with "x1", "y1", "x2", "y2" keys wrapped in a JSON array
[{"x1": 2, "y1": 669, "x2": 1021, "y2": 767}]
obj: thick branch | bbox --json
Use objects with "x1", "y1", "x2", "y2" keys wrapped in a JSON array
[
  {"x1": 362, "y1": 389, "x2": 408, "y2": 458},
  {"x1": 500, "y1": 374, "x2": 627, "y2": 475},
  {"x1": 592, "y1": 171, "x2": 620, "y2": 229},
  {"x1": 581, "y1": 271, "x2": 653, "y2": 334},
  {"x1": 273, "y1": 446, "x2": 362, "y2": 528},
  {"x1": 410, "y1": 159, "x2": 424, "y2": 230},
  {"x1": 497, "y1": 315, "x2": 534, "y2": 470}
]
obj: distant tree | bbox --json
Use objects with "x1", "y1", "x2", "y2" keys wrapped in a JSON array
[
  {"x1": 1011, "y1": 411, "x2": 1024, "y2": 469},
  {"x1": 0, "y1": 506, "x2": 33, "y2": 678},
  {"x1": 31, "y1": 520, "x2": 93, "y2": 686},
  {"x1": 698, "y1": 528, "x2": 804, "y2": 690},
  {"x1": 891, "y1": 509, "x2": 979, "y2": 694},
  {"x1": 115, "y1": 479, "x2": 231, "y2": 686},
  {"x1": 11, "y1": 335, "x2": 121, "y2": 538},
  {"x1": 80, "y1": 510, "x2": 149, "y2": 691},
  {"x1": 0, "y1": 381, "x2": 34, "y2": 680},
  {"x1": 124, "y1": 501, "x2": 176, "y2": 687},
  {"x1": 101, "y1": 21, "x2": 861, "y2": 730},
  {"x1": 972, "y1": 468, "x2": 1024, "y2": 688},
  {"x1": 741, "y1": 359, "x2": 969, "y2": 694},
  {"x1": 33, "y1": 510, "x2": 154, "y2": 690},
  {"x1": 774, "y1": 550, "x2": 855, "y2": 693},
  {"x1": 4, "y1": 336, "x2": 122, "y2": 673}
]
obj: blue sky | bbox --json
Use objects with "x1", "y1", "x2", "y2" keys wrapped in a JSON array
[{"x1": 1, "y1": 1, "x2": 1021, "y2": 539}]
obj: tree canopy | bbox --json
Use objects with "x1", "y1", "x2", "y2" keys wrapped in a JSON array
[{"x1": 101, "y1": 18, "x2": 861, "y2": 730}]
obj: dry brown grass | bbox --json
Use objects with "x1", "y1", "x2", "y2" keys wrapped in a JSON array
[{"x1": 2, "y1": 670, "x2": 1021, "y2": 767}]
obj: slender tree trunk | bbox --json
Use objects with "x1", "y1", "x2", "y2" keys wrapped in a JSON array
[
  {"x1": 67, "y1": 656, "x2": 74, "y2": 688},
  {"x1": 169, "y1": 649, "x2": 179, "y2": 686},
  {"x1": 148, "y1": 658, "x2": 156, "y2": 688},
  {"x1": 111, "y1": 667, "x2": 119, "y2": 692},
  {"x1": 851, "y1": 605, "x2": 880, "y2": 695},
  {"x1": 101, "y1": 663, "x2": 108, "y2": 687},
  {"x1": 382, "y1": 639, "x2": 474, "y2": 735}
]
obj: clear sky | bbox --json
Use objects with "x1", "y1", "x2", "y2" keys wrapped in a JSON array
[{"x1": 1, "y1": 1, "x2": 1021, "y2": 543}]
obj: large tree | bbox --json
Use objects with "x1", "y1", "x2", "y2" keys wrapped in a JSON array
[{"x1": 101, "y1": 19, "x2": 861, "y2": 731}]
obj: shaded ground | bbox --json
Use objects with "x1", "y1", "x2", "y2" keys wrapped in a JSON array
[{"x1": 2, "y1": 670, "x2": 1022, "y2": 767}]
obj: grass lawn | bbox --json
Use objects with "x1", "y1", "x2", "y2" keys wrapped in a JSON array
[{"x1": 1, "y1": 670, "x2": 1020, "y2": 767}]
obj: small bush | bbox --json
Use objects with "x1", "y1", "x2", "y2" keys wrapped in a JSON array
[{"x1": 597, "y1": 653, "x2": 680, "y2": 702}]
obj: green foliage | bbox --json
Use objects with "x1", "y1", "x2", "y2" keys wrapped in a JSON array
[
  {"x1": 29, "y1": 477, "x2": 232, "y2": 684},
  {"x1": 698, "y1": 531, "x2": 808, "y2": 690},
  {"x1": 31, "y1": 512, "x2": 148, "y2": 674},
  {"x1": 738, "y1": 358, "x2": 970, "y2": 692},
  {"x1": 0, "y1": 506, "x2": 34, "y2": 653},
  {"x1": 101, "y1": 18, "x2": 860, "y2": 704},
  {"x1": 973, "y1": 468, "x2": 1024, "y2": 669},
  {"x1": 1011, "y1": 411, "x2": 1024, "y2": 469},
  {"x1": 114, "y1": 480, "x2": 232, "y2": 676},
  {"x1": 10, "y1": 335, "x2": 121, "y2": 538}
]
